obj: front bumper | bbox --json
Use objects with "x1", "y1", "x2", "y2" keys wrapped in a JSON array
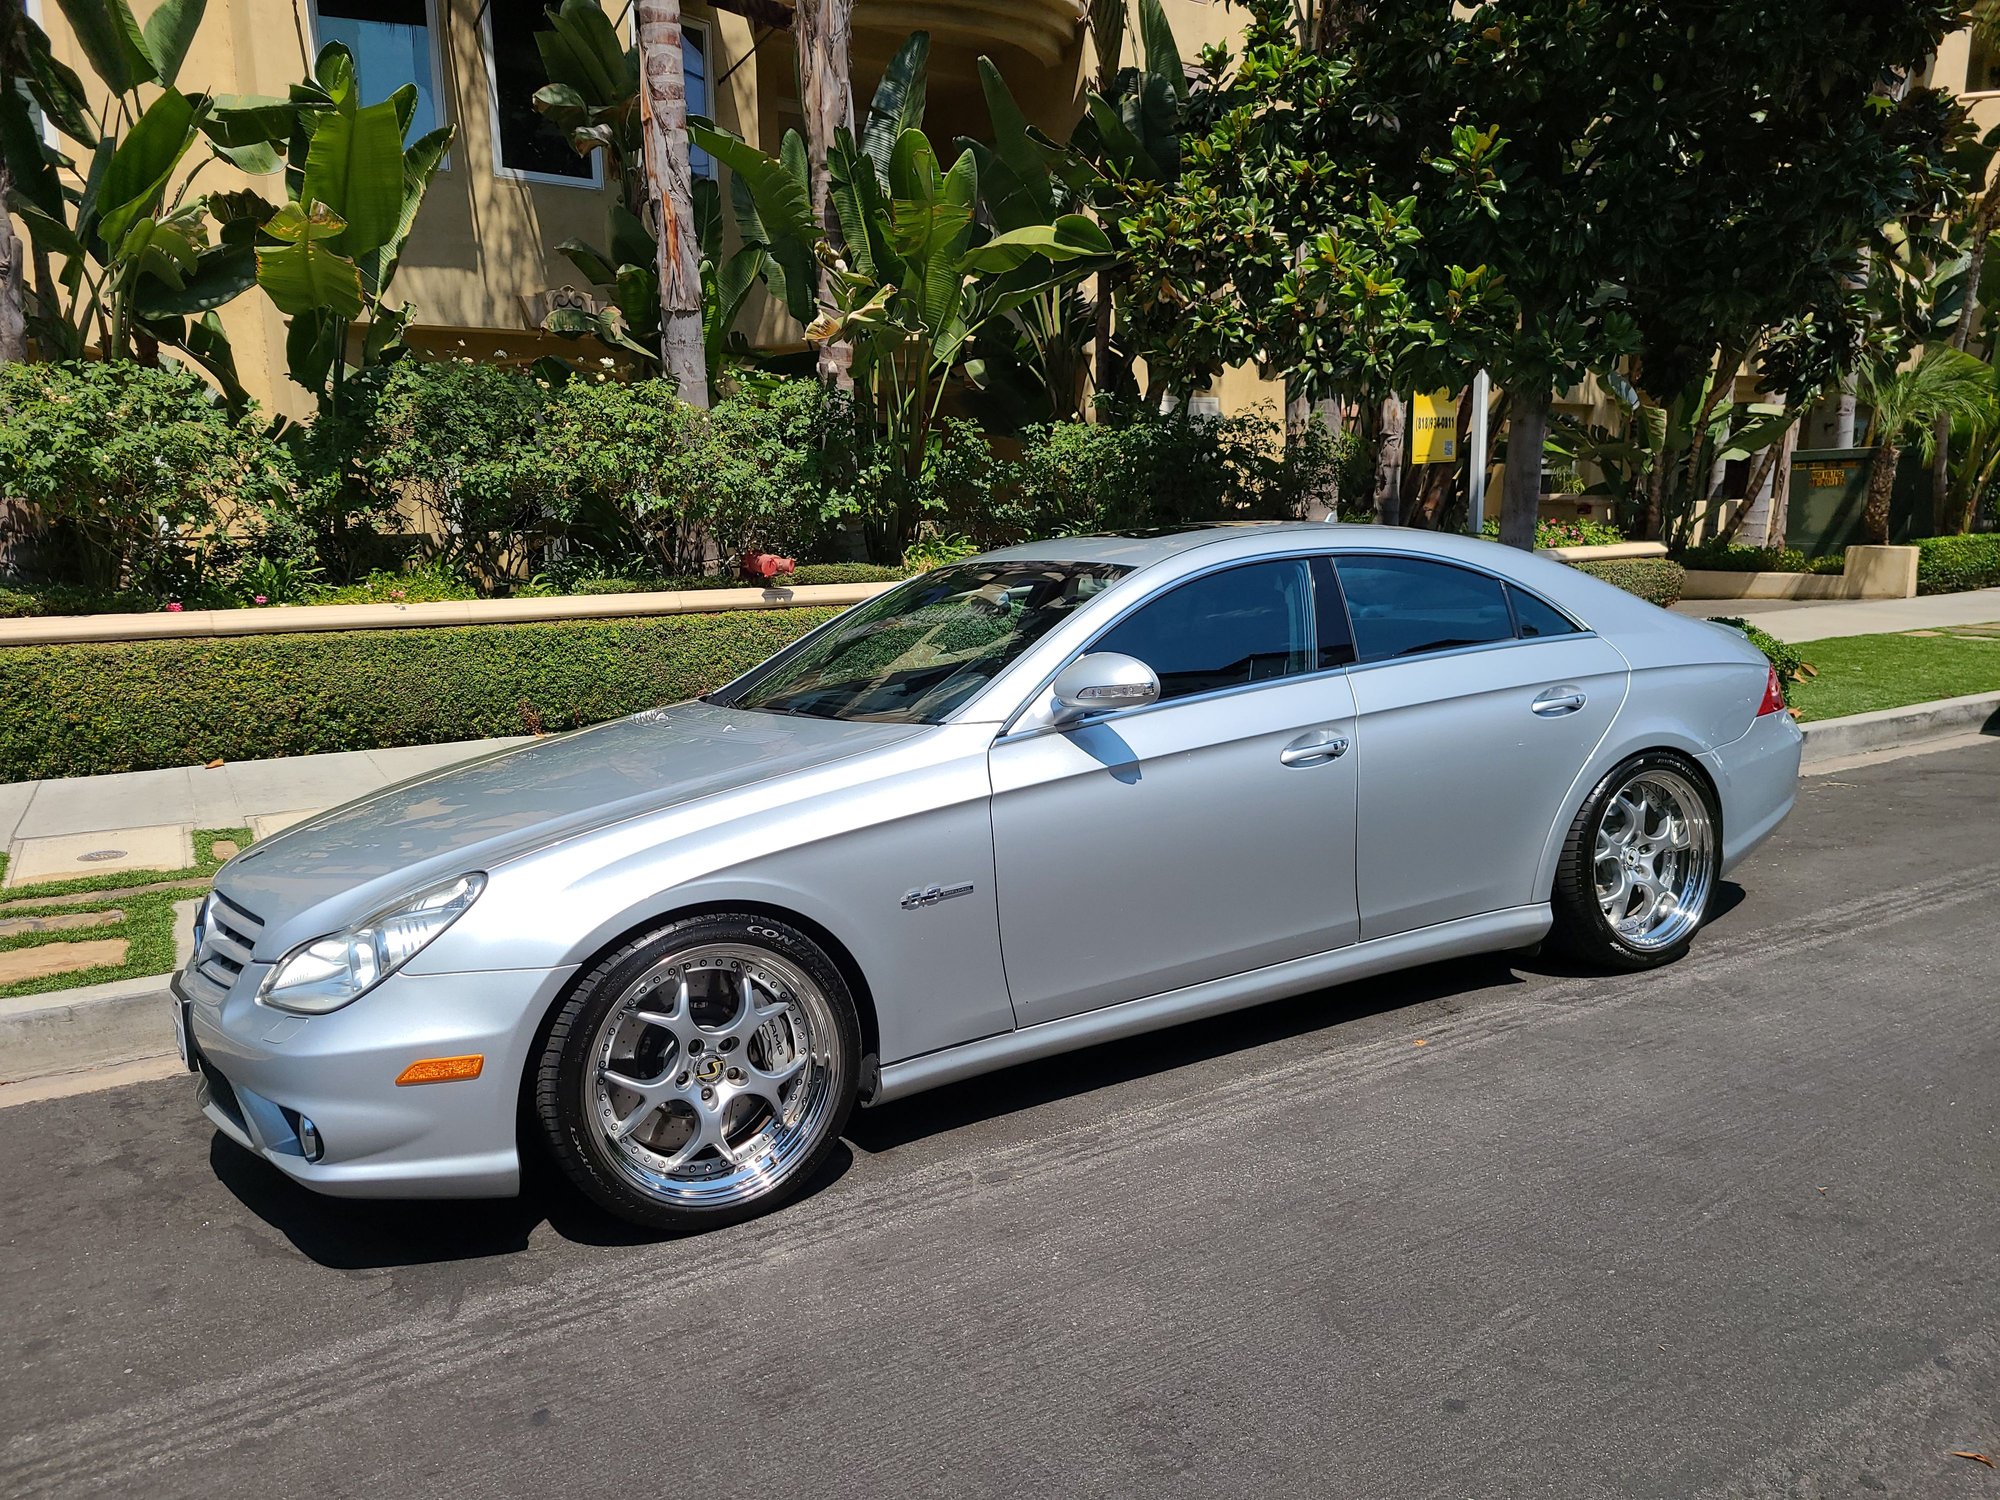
[{"x1": 176, "y1": 961, "x2": 577, "y2": 1200}]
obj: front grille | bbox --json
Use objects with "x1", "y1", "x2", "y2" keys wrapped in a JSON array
[{"x1": 184, "y1": 891, "x2": 265, "y2": 1004}]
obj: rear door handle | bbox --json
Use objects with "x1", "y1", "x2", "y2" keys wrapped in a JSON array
[
  {"x1": 1280, "y1": 730, "x2": 1350, "y2": 766},
  {"x1": 1531, "y1": 686, "x2": 1587, "y2": 716}
]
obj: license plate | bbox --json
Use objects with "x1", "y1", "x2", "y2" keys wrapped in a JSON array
[{"x1": 173, "y1": 997, "x2": 194, "y2": 1071}]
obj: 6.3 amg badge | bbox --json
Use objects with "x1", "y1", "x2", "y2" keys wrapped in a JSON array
[{"x1": 900, "y1": 882, "x2": 975, "y2": 911}]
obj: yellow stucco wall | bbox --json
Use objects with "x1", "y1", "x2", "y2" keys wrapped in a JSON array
[{"x1": 12, "y1": 0, "x2": 1997, "y2": 429}]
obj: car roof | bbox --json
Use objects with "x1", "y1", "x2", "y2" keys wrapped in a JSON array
[{"x1": 979, "y1": 521, "x2": 1526, "y2": 574}]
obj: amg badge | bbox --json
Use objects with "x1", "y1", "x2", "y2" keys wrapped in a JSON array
[{"x1": 900, "y1": 882, "x2": 975, "y2": 911}]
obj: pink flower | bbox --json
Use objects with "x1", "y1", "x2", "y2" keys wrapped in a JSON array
[
  {"x1": 165, "y1": 601, "x2": 184, "y2": 612},
  {"x1": 253, "y1": 595, "x2": 268, "y2": 605}
]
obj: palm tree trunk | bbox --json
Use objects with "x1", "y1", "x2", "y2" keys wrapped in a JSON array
[
  {"x1": 636, "y1": 0, "x2": 708, "y2": 407},
  {"x1": 0, "y1": 151, "x2": 26, "y2": 363},
  {"x1": 1499, "y1": 387, "x2": 1551, "y2": 549},
  {"x1": 1863, "y1": 439, "x2": 1899, "y2": 545},
  {"x1": 795, "y1": 0, "x2": 854, "y2": 387},
  {"x1": 1086, "y1": 0, "x2": 1125, "y2": 399}
]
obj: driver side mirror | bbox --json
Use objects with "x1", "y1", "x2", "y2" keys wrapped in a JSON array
[{"x1": 1050, "y1": 652, "x2": 1161, "y2": 726}]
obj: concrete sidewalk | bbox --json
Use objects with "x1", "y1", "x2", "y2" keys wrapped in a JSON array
[
  {"x1": 1671, "y1": 585, "x2": 2000, "y2": 641},
  {"x1": 0, "y1": 735, "x2": 528, "y2": 858}
]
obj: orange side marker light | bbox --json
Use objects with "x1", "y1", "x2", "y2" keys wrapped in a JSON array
[{"x1": 395, "y1": 1054, "x2": 485, "y2": 1086}]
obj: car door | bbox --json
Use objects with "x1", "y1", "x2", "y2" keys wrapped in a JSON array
[
  {"x1": 1333, "y1": 553, "x2": 1628, "y2": 940},
  {"x1": 988, "y1": 556, "x2": 1361, "y2": 1028}
]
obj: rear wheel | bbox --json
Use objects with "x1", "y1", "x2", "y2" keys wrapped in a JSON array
[
  {"x1": 535, "y1": 913, "x2": 860, "y2": 1231},
  {"x1": 1550, "y1": 751, "x2": 1719, "y2": 970}
]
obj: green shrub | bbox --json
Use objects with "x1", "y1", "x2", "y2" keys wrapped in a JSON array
[
  {"x1": 1481, "y1": 516, "x2": 1626, "y2": 549},
  {"x1": 995, "y1": 401, "x2": 1336, "y2": 539},
  {"x1": 0, "y1": 609, "x2": 842, "y2": 782},
  {"x1": 1712, "y1": 616, "x2": 1810, "y2": 705},
  {"x1": 1677, "y1": 542, "x2": 1809, "y2": 573},
  {"x1": 1915, "y1": 533, "x2": 2000, "y2": 594},
  {"x1": 0, "y1": 361, "x2": 295, "y2": 591},
  {"x1": 365, "y1": 359, "x2": 551, "y2": 581},
  {"x1": 1568, "y1": 557, "x2": 1686, "y2": 606}
]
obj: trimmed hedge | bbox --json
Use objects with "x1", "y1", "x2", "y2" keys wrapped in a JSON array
[
  {"x1": 0, "y1": 608, "x2": 841, "y2": 782},
  {"x1": 1568, "y1": 557, "x2": 1685, "y2": 607},
  {"x1": 1915, "y1": 533, "x2": 2000, "y2": 595}
]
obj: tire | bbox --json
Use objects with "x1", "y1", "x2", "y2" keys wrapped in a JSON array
[
  {"x1": 1549, "y1": 750, "x2": 1721, "y2": 971},
  {"x1": 535, "y1": 912, "x2": 861, "y2": 1231}
]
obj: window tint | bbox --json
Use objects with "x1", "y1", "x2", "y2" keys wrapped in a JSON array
[
  {"x1": 1509, "y1": 584, "x2": 1579, "y2": 639},
  {"x1": 1334, "y1": 556, "x2": 1512, "y2": 661},
  {"x1": 1092, "y1": 560, "x2": 1315, "y2": 702},
  {"x1": 318, "y1": 0, "x2": 441, "y2": 142}
]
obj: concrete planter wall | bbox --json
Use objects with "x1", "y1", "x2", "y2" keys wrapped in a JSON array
[
  {"x1": 1682, "y1": 544, "x2": 1919, "y2": 602},
  {"x1": 0, "y1": 580, "x2": 902, "y2": 649}
]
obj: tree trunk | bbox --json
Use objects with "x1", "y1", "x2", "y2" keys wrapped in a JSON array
[
  {"x1": 636, "y1": 0, "x2": 709, "y2": 407},
  {"x1": 1832, "y1": 390, "x2": 1857, "y2": 448},
  {"x1": 795, "y1": 0, "x2": 854, "y2": 387},
  {"x1": 1499, "y1": 387, "x2": 1551, "y2": 549},
  {"x1": 1937, "y1": 199, "x2": 1999, "y2": 533},
  {"x1": 0, "y1": 150, "x2": 25, "y2": 364},
  {"x1": 1862, "y1": 439, "x2": 1898, "y2": 545},
  {"x1": 1372, "y1": 392, "x2": 1405, "y2": 526}
]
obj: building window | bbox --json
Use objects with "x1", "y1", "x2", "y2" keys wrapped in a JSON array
[
  {"x1": 315, "y1": 0, "x2": 442, "y2": 141},
  {"x1": 684, "y1": 20, "x2": 713, "y2": 180},
  {"x1": 1970, "y1": 31, "x2": 2000, "y2": 93},
  {"x1": 486, "y1": 0, "x2": 595, "y2": 181}
]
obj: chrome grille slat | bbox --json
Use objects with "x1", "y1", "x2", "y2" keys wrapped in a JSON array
[{"x1": 186, "y1": 890, "x2": 266, "y2": 1002}]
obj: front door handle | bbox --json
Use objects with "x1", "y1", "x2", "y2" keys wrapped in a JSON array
[
  {"x1": 1532, "y1": 686, "x2": 1588, "y2": 716},
  {"x1": 1280, "y1": 730, "x2": 1350, "y2": 766}
]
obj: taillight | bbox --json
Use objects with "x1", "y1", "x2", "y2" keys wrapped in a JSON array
[{"x1": 1756, "y1": 666, "x2": 1785, "y2": 716}]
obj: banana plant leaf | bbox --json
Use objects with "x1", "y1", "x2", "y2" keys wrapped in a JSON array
[
  {"x1": 135, "y1": 238, "x2": 256, "y2": 316},
  {"x1": 8, "y1": 13, "x2": 96, "y2": 145},
  {"x1": 94, "y1": 87, "x2": 203, "y2": 254},
  {"x1": 692, "y1": 122, "x2": 819, "y2": 326},
  {"x1": 140, "y1": 0, "x2": 206, "y2": 87},
  {"x1": 301, "y1": 97, "x2": 406, "y2": 255},
  {"x1": 859, "y1": 31, "x2": 929, "y2": 181},
  {"x1": 257, "y1": 201, "x2": 363, "y2": 317},
  {"x1": 53, "y1": 0, "x2": 155, "y2": 97}
]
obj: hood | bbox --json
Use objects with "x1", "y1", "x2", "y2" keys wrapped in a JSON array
[{"x1": 214, "y1": 703, "x2": 924, "y2": 954}]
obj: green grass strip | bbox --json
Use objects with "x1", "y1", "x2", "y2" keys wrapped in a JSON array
[
  {"x1": 1790, "y1": 630, "x2": 2000, "y2": 723},
  {"x1": 0, "y1": 828, "x2": 250, "y2": 997}
]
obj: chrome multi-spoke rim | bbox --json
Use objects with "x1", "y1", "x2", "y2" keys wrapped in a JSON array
[
  {"x1": 587, "y1": 943, "x2": 841, "y2": 1209},
  {"x1": 1593, "y1": 769, "x2": 1714, "y2": 952}
]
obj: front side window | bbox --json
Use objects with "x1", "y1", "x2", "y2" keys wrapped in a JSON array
[
  {"x1": 1092, "y1": 560, "x2": 1315, "y2": 702},
  {"x1": 727, "y1": 561, "x2": 1128, "y2": 724},
  {"x1": 489, "y1": 0, "x2": 592, "y2": 180},
  {"x1": 317, "y1": 0, "x2": 441, "y2": 141},
  {"x1": 1335, "y1": 555, "x2": 1513, "y2": 662}
]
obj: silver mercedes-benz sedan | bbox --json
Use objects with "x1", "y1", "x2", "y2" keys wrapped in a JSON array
[{"x1": 174, "y1": 524, "x2": 1800, "y2": 1229}]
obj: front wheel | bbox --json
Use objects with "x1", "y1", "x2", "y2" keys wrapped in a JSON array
[
  {"x1": 1549, "y1": 752, "x2": 1720, "y2": 970},
  {"x1": 535, "y1": 913, "x2": 861, "y2": 1231}
]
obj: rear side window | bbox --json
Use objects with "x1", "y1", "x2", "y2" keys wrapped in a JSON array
[
  {"x1": 1509, "y1": 585, "x2": 1579, "y2": 639},
  {"x1": 1334, "y1": 556, "x2": 1513, "y2": 661},
  {"x1": 1092, "y1": 559, "x2": 1314, "y2": 701}
]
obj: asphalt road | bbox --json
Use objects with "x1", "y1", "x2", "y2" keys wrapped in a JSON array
[{"x1": 3, "y1": 740, "x2": 1997, "y2": 1500}]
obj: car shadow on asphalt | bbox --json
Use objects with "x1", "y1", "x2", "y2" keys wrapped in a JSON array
[{"x1": 209, "y1": 882, "x2": 1744, "y2": 1269}]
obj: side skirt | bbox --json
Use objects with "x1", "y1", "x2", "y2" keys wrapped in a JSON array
[{"x1": 867, "y1": 904, "x2": 1552, "y2": 1106}]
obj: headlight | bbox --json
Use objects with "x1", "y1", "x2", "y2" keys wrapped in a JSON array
[{"x1": 258, "y1": 873, "x2": 486, "y2": 1015}]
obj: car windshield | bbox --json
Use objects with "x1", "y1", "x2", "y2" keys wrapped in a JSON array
[{"x1": 724, "y1": 559, "x2": 1129, "y2": 723}]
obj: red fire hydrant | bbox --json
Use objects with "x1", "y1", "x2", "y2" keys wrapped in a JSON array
[{"x1": 739, "y1": 551, "x2": 796, "y2": 586}]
